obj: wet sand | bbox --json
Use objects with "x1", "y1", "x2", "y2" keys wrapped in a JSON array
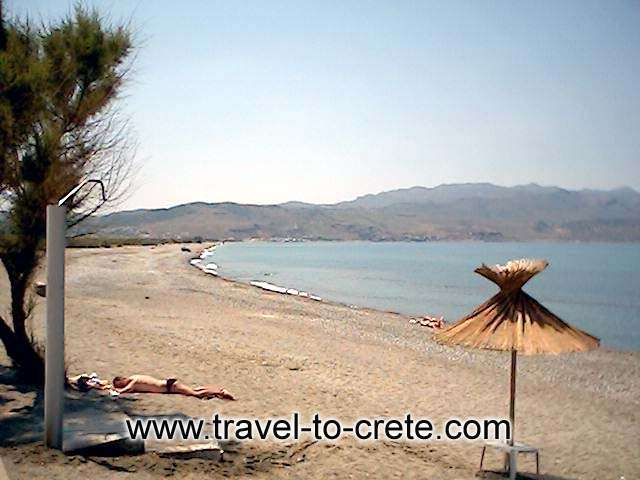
[{"x1": 0, "y1": 244, "x2": 638, "y2": 479}]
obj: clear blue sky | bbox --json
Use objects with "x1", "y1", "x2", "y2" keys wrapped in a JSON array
[{"x1": 8, "y1": 1, "x2": 640, "y2": 209}]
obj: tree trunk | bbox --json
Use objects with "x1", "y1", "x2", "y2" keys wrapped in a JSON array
[
  {"x1": 10, "y1": 273, "x2": 30, "y2": 339},
  {"x1": 9, "y1": 336, "x2": 44, "y2": 383},
  {"x1": 0, "y1": 317, "x2": 20, "y2": 361},
  {"x1": 0, "y1": 317, "x2": 44, "y2": 383},
  {"x1": 0, "y1": 269, "x2": 45, "y2": 383}
]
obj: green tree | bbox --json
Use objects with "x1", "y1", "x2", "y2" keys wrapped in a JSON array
[{"x1": 0, "y1": 3, "x2": 135, "y2": 382}]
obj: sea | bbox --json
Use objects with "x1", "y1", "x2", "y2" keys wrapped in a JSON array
[{"x1": 205, "y1": 241, "x2": 640, "y2": 351}]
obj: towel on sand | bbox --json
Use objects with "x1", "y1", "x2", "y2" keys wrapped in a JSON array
[{"x1": 67, "y1": 372, "x2": 120, "y2": 397}]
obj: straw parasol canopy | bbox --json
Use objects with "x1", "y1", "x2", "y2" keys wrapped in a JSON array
[
  {"x1": 434, "y1": 258, "x2": 599, "y2": 474},
  {"x1": 435, "y1": 258, "x2": 599, "y2": 355}
]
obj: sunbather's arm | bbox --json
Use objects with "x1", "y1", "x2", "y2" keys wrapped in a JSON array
[{"x1": 94, "y1": 380, "x2": 112, "y2": 390}]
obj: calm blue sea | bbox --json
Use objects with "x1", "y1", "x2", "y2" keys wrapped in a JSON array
[{"x1": 207, "y1": 241, "x2": 640, "y2": 351}]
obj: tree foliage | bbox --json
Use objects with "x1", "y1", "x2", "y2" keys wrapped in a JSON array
[{"x1": 0, "y1": 3, "x2": 135, "y2": 382}]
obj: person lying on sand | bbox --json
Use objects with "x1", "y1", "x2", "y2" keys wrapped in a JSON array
[{"x1": 112, "y1": 374, "x2": 235, "y2": 400}]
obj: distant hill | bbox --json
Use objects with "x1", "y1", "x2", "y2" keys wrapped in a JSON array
[{"x1": 79, "y1": 183, "x2": 640, "y2": 242}]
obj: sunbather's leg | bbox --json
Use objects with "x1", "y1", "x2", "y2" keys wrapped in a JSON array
[
  {"x1": 165, "y1": 380, "x2": 234, "y2": 399},
  {"x1": 194, "y1": 386, "x2": 235, "y2": 400},
  {"x1": 168, "y1": 381, "x2": 201, "y2": 397}
]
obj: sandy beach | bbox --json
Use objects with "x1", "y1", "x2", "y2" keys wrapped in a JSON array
[{"x1": 0, "y1": 244, "x2": 638, "y2": 479}]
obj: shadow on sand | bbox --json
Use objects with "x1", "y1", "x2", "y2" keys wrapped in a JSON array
[
  {"x1": 0, "y1": 364, "x2": 313, "y2": 477},
  {"x1": 0, "y1": 364, "x2": 138, "y2": 446},
  {"x1": 479, "y1": 470, "x2": 578, "y2": 480}
]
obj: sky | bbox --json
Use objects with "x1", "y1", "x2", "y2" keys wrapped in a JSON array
[{"x1": 8, "y1": 0, "x2": 640, "y2": 209}]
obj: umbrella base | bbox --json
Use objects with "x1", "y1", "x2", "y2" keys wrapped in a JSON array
[{"x1": 479, "y1": 441, "x2": 540, "y2": 480}]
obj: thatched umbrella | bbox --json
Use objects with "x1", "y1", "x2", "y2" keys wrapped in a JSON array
[{"x1": 434, "y1": 259, "x2": 599, "y2": 472}]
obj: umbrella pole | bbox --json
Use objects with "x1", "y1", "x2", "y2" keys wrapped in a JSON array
[
  {"x1": 504, "y1": 348, "x2": 518, "y2": 477},
  {"x1": 509, "y1": 348, "x2": 517, "y2": 445}
]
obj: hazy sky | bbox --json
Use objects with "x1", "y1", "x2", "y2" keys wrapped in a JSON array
[{"x1": 8, "y1": 1, "x2": 640, "y2": 209}]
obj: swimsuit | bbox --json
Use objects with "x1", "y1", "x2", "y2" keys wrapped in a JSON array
[{"x1": 165, "y1": 378, "x2": 178, "y2": 392}]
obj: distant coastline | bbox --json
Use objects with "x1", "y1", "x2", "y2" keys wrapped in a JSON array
[
  {"x1": 78, "y1": 183, "x2": 640, "y2": 243},
  {"x1": 69, "y1": 235, "x2": 640, "y2": 249}
]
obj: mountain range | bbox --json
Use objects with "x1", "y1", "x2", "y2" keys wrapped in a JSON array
[{"x1": 81, "y1": 183, "x2": 640, "y2": 242}]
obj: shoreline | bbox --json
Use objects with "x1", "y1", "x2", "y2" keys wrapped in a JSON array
[
  {"x1": 187, "y1": 243, "x2": 417, "y2": 320},
  {"x1": 186, "y1": 242, "x2": 639, "y2": 353},
  {"x1": 189, "y1": 244, "x2": 323, "y2": 300}
]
